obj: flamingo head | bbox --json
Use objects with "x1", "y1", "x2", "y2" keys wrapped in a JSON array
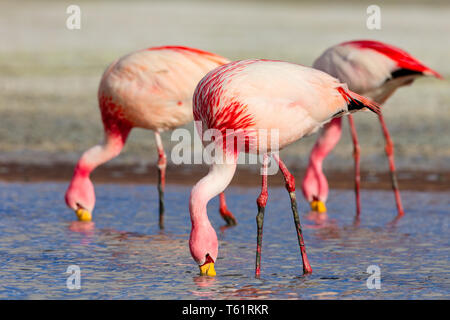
[
  {"x1": 302, "y1": 167, "x2": 328, "y2": 214},
  {"x1": 189, "y1": 223, "x2": 218, "y2": 277},
  {"x1": 65, "y1": 174, "x2": 95, "y2": 222}
]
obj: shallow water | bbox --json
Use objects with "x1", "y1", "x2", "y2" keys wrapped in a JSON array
[{"x1": 0, "y1": 182, "x2": 448, "y2": 299}]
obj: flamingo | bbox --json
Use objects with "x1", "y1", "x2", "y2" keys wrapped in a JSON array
[
  {"x1": 301, "y1": 40, "x2": 442, "y2": 220},
  {"x1": 189, "y1": 59, "x2": 381, "y2": 277},
  {"x1": 65, "y1": 46, "x2": 238, "y2": 228}
]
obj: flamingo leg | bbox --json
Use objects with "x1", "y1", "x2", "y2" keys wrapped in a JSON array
[
  {"x1": 378, "y1": 113, "x2": 405, "y2": 218},
  {"x1": 347, "y1": 115, "x2": 361, "y2": 219},
  {"x1": 273, "y1": 153, "x2": 312, "y2": 274},
  {"x1": 219, "y1": 192, "x2": 237, "y2": 226},
  {"x1": 255, "y1": 154, "x2": 269, "y2": 278},
  {"x1": 154, "y1": 132, "x2": 167, "y2": 229}
]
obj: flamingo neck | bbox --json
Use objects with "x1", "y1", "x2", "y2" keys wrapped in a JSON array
[
  {"x1": 303, "y1": 118, "x2": 342, "y2": 202},
  {"x1": 72, "y1": 145, "x2": 104, "y2": 181},
  {"x1": 72, "y1": 132, "x2": 126, "y2": 182},
  {"x1": 309, "y1": 117, "x2": 343, "y2": 166},
  {"x1": 190, "y1": 163, "x2": 237, "y2": 226}
]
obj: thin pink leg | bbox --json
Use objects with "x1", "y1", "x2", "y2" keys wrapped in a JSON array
[
  {"x1": 219, "y1": 192, "x2": 237, "y2": 226},
  {"x1": 378, "y1": 113, "x2": 405, "y2": 218},
  {"x1": 347, "y1": 115, "x2": 361, "y2": 219},
  {"x1": 273, "y1": 153, "x2": 312, "y2": 275},
  {"x1": 255, "y1": 154, "x2": 269, "y2": 278},
  {"x1": 155, "y1": 132, "x2": 167, "y2": 229}
]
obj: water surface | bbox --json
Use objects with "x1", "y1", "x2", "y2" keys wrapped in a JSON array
[{"x1": 0, "y1": 182, "x2": 448, "y2": 299}]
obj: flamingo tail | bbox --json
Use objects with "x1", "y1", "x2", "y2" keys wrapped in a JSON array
[{"x1": 337, "y1": 87, "x2": 381, "y2": 115}]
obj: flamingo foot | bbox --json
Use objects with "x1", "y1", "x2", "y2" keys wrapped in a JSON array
[
  {"x1": 353, "y1": 215, "x2": 361, "y2": 227},
  {"x1": 387, "y1": 213, "x2": 404, "y2": 228},
  {"x1": 396, "y1": 210, "x2": 405, "y2": 219},
  {"x1": 302, "y1": 254, "x2": 313, "y2": 275},
  {"x1": 219, "y1": 208, "x2": 238, "y2": 226}
]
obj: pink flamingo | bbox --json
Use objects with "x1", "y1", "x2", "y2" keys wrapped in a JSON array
[
  {"x1": 302, "y1": 40, "x2": 442, "y2": 220},
  {"x1": 189, "y1": 59, "x2": 380, "y2": 277},
  {"x1": 65, "y1": 46, "x2": 237, "y2": 228}
]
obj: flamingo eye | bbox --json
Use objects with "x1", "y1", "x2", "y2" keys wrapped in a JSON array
[{"x1": 204, "y1": 254, "x2": 214, "y2": 264}]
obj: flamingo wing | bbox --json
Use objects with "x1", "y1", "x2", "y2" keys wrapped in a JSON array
[{"x1": 342, "y1": 40, "x2": 442, "y2": 79}]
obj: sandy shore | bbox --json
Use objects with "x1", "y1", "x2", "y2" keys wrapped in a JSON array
[{"x1": 0, "y1": 162, "x2": 448, "y2": 191}]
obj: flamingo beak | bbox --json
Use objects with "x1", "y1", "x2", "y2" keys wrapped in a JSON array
[
  {"x1": 310, "y1": 200, "x2": 327, "y2": 213},
  {"x1": 199, "y1": 255, "x2": 216, "y2": 276},
  {"x1": 75, "y1": 208, "x2": 92, "y2": 222},
  {"x1": 199, "y1": 262, "x2": 216, "y2": 276}
]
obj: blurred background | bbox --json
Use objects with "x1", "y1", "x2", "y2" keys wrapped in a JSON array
[{"x1": 1, "y1": 0, "x2": 449, "y2": 187}]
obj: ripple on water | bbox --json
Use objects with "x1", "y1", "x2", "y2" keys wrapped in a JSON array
[{"x1": 0, "y1": 182, "x2": 448, "y2": 299}]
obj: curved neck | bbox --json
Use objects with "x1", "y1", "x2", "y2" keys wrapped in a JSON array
[
  {"x1": 303, "y1": 117, "x2": 342, "y2": 202},
  {"x1": 190, "y1": 162, "x2": 237, "y2": 226},
  {"x1": 72, "y1": 145, "x2": 105, "y2": 180},
  {"x1": 71, "y1": 131, "x2": 127, "y2": 182},
  {"x1": 308, "y1": 117, "x2": 343, "y2": 168}
]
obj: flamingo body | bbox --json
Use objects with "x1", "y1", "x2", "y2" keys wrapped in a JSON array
[
  {"x1": 194, "y1": 60, "x2": 377, "y2": 152},
  {"x1": 189, "y1": 59, "x2": 380, "y2": 275},
  {"x1": 99, "y1": 46, "x2": 229, "y2": 132},
  {"x1": 302, "y1": 40, "x2": 442, "y2": 216},
  {"x1": 65, "y1": 46, "x2": 236, "y2": 227}
]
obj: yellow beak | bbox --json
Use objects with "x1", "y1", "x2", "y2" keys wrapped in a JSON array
[
  {"x1": 75, "y1": 208, "x2": 92, "y2": 222},
  {"x1": 310, "y1": 200, "x2": 327, "y2": 213},
  {"x1": 199, "y1": 262, "x2": 216, "y2": 276}
]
